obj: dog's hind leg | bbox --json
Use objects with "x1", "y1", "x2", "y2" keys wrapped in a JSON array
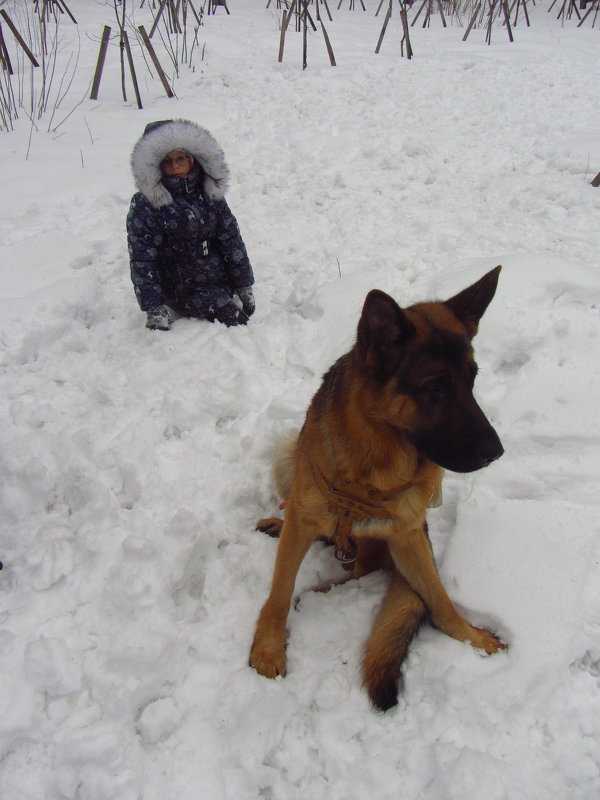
[{"x1": 362, "y1": 571, "x2": 427, "y2": 712}]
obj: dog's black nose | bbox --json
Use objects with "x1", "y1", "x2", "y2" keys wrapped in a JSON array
[{"x1": 480, "y1": 437, "x2": 504, "y2": 467}]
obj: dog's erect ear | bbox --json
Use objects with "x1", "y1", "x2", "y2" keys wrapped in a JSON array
[
  {"x1": 445, "y1": 265, "x2": 502, "y2": 338},
  {"x1": 356, "y1": 290, "x2": 415, "y2": 375}
]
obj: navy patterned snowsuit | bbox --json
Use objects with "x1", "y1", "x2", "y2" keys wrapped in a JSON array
[
  {"x1": 126, "y1": 119, "x2": 254, "y2": 325},
  {"x1": 127, "y1": 165, "x2": 253, "y2": 318}
]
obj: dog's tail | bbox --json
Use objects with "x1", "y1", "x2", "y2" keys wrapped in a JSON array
[
  {"x1": 271, "y1": 432, "x2": 298, "y2": 500},
  {"x1": 362, "y1": 571, "x2": 427, "y2": 712},
  {"x1": 256, "y1": 433, "x2": 299, "y2": 539}
]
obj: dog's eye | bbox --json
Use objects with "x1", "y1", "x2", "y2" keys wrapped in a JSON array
[{"x1": 421, "y1": 379, "x2": 446, "y2": 397}]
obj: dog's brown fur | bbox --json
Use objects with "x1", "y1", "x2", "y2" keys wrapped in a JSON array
[{"x1": 249, "y1": 267, "x2": 506, "y2": 710}]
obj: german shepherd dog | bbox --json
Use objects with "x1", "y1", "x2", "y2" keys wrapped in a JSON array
[{"x1": 249, "y1": 267, "x2": 506, "y2": 711}]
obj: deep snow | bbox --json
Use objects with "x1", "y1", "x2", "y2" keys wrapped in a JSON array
[{"x1": 0, "y1": 1, "x2": 599, "y2": 798}]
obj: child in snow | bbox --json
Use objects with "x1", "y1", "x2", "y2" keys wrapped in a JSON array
[{"x1": 127, "y1": 119, "x2": 255, "y2": 330}]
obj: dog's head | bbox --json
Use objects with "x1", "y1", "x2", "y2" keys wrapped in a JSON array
[{"x1": 355, "y1": 266, "x2": 503, "y2": 473}]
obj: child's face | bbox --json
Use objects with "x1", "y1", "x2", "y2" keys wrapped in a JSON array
[{"x1": 160, "y1": 149, "x2": 194, "y2": 178}]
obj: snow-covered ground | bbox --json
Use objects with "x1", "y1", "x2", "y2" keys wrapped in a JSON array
[{"x1": 1, "y1": 1, "x2": 599, "y2": 797}]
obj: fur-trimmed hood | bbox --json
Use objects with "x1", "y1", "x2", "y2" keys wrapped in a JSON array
[{"x1": 130, "y1": 119, "x2": 230, "y2": 208}]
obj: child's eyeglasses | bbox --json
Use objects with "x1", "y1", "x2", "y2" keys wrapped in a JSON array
[{"x1": 161, "y1": 155, "x2": 190, "y2": 167}]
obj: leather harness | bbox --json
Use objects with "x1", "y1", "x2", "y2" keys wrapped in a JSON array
[{"x1": 310, "y1": 463, "x2": 418, "y2": 569}]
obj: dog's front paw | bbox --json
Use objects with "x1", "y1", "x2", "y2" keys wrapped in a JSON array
[
  {"x1": 468, "y1": 626, "x2": 508, "y2": 655},
  {"x1": 249, "y1": 637, "x2": 287, "y2": 678}
]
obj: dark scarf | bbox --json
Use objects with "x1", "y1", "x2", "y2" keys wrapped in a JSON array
[{"x1": 160, "y1": 163, "x2": 206, "y2": 198}]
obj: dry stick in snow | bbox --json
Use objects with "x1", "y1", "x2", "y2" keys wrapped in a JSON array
[
  {"x1": 303, "y1": 1, "x2": 319, "y2": 32},
  {"x1": 90, "y1": 25, "x2": 111, "y2": 100},
  {"x1": 411, "y1": 0, "x2": 429, "y2": 27},
  {"x1": 485, "y1": 2, "x2": 494, "y2": 43},
  {"x1": 116, "y1": 1, "x2": 127, "y2": 102},
  {"x1": 375, "y1": 2, "x2": 392, "y2": 53},
  {"x1": 46, "y1": 34, "x2": 82, "y2": 130},
  {"x1": 554, "y1": 0, "x2": 567, "y2": 17},
  {"x1": 0, "y1": 10, "x2": 40, "y2": 67},
  {"x1": 577, "y1": 2, "x2": 599, "y2": 25},
  {"x1": 168, "y1": 0, "x2": 183, "y2": 33},
  {"x1": 36, "y1": 0, "x2": 50, "y2": 20},
  {"x1": 445, "y1": 0, "x2": 461, "y2": 20},
  {"x1": 418, "y1": 0, "x2": 449, "y2": 28},
  {"x1": 138, "y1": 25, "x2": 175, "y2": 97},
  {"x1": 321, "y1": 20, "x2": 336, "y2": 65},
  {"x1": 55, "y1": 0, "x2": 78, "y2": 25},
  {"x1": 188, "y1": 2, "x2": 203, "y2": 25},
  {"x1": 301, "y1": 0, "x2": 330, "y2": 68},
  {"x1": 318, "y1": 0, "x2": 334, "y2": 22},
  {"x1": 188, "y1": 10, "x2": 204, "y2": 63},
  {"x1": 37, "y1": 0, "x2": 69, "y2": 20},
  {"x1": 167, "y1": 0, "x2": 176, "y2": 32},
  {"x1": 302, "y1": 4, "x2": 307, "y2": 67},
  {"x1": 180, "y1": 0, "x2": 188, "y2": 64},
  {"x1": 0, "y1": 24, "x2": 14, "y2": 74},
  {"x1": 156, "y1": 21, "x2": 180, "y2": 78},
  {"x1": 0, "y1": 86, "x2": 12, "y2": 130},
  {"x1": 400, "y1": 4, "x2": 413, "y2": 58},
  {"x1": 277, "y1": 2, "x2": 296, "y2": 63},
  {"x1": 438, "y1": 0, "x2": 448, "y2": 27},
  {"x1": 555, "y1": 0, "x2": 581, "y2": 20},
  {"x1": 39, "y1": 20, "x2": 63, "y2": 117},
  {"x1": 502, "y1": 0, "x2": 515, "y2": 41},
  {"x1": 517, "y1": 0, "x2": 531, "y2": 27},
  {"x1": 508, "y1": 0, "x2": 527, "y2": 26},
  {"x1": 375, "y1": 1, "x2": 412, "y2": 58},
  {"x1": 294, "y1": 2, "x2": 302, "y2": 32},
  {"x1": 0, "y1": 74, "x2": 17, "y2": 130},
  {"x1": 123, "y1": 30, "x2": 143, "y2": 109},
  {"x1": 39, "y1": 8, "x2": 48, "y2": 57},
  {"x1": 462, "y1": 1, "x2": 482, "y2": 40},
  {"x1": 49, "y1": 80, "x2": 92, "y2": 133},
  {"x1": 277, "y1": 0, "x2": 334, "y2": 68},
  {"x1": 569, "y1": 0, "x2": 583, "y2": 19},
  {"x1": 149, "y1": 0, "x2": 170, "y2": 38}
]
